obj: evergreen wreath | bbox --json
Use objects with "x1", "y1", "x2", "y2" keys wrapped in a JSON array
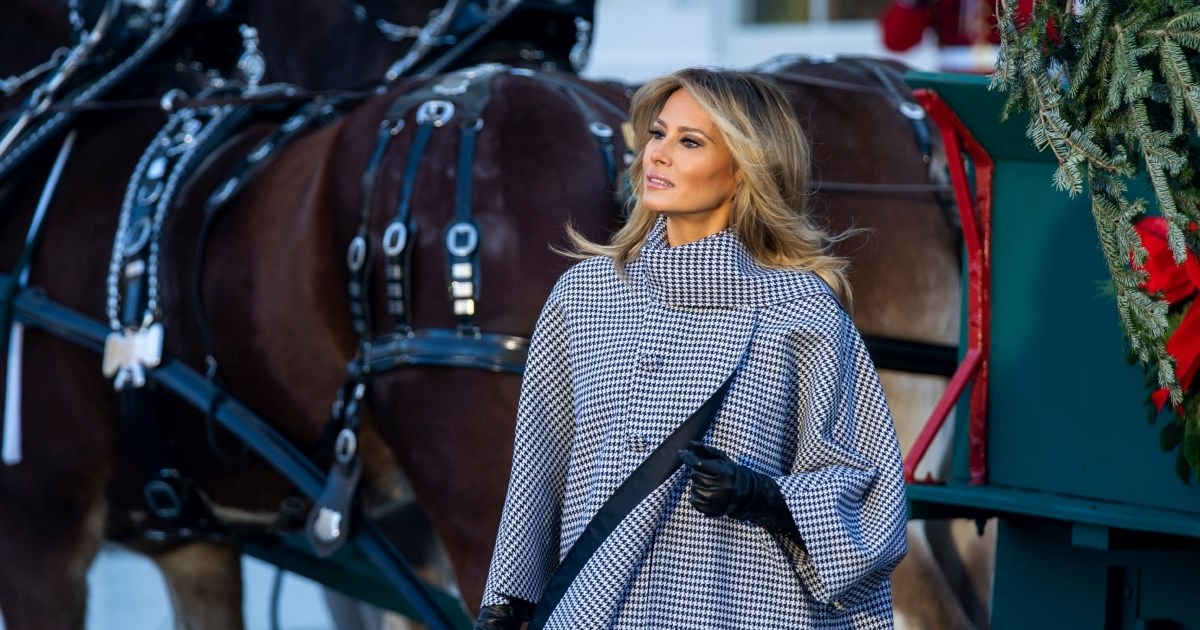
[{"x1": 992, "y1": 0, "x2": 1200, "y2": 480}]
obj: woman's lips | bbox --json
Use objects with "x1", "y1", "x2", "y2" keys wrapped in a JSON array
[{"x1": 646, "y1": 173, "x2": 674, "y2": 189}]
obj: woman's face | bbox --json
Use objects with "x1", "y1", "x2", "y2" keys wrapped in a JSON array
[{"x1": 642, "y1": 89, "x2": 741, "y2": 243}]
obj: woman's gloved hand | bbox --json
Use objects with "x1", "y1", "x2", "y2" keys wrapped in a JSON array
[
  {"x1": 473, "y1": 597, "x2": 534, "y2": 630},
  {"x1": 678, "y1": 441, "x2": 802, "y2": 540}
]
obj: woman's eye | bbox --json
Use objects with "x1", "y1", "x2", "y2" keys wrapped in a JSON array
[
  {"x1": 681, "y1": 137, "x2": 701, "y2": 148},
  {"x1": 648, "y1": 129, "x2": 665, "y2": 140}
]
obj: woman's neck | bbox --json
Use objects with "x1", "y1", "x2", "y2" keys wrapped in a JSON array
[{"x1": 663, "y1": 214, "x2": 729, "y2": 247}]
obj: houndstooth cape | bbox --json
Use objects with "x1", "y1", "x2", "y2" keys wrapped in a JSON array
[{"x1": 482, "y1": 217, "x2": 908, "y2": 629}]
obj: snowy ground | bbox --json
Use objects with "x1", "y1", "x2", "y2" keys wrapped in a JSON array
[{"x1": 84, "y1": 546, "x2": 334, "y2": 630}]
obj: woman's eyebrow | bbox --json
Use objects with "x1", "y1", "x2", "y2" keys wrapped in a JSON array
[{"x1": 654, "y1": 118, "x2": 714, "y2": 141}]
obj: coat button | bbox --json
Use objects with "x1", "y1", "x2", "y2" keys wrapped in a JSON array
[{"x1": 639, "y1": 354, "x2": 659, "y2": 372}]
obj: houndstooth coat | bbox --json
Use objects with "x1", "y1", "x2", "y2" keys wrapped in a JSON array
[{"x1": 482, "y1": 217, "x2": 908, "y2": 629}]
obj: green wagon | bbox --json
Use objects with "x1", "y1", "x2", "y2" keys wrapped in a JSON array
[{"x1": 905, "y1": 72, "x2": 1200, "y2": 627}]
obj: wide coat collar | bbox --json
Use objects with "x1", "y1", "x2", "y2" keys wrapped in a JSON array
[{"x1": 631, "y1": 215, "x2": 829, "y2": 310}]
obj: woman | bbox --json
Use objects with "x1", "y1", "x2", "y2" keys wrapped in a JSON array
[{"x1": 475, "y1": 67, "x2": 907, "y2": 629}]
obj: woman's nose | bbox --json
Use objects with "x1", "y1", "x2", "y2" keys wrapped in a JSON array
[{"x1": 649, "y1": 142, "x2": 669, "y2": 165}]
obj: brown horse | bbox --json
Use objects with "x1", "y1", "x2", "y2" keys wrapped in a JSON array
[
  {"x1": 0, "y1": 2, "x2": 277, "y2": 628},
  {"x1": 188, "y1": 55, "x2": 983, "y2": 626},
  {"x1": 760, "y1": 57, "x2": 991, "y2": 629},
  {"x1": 0, "y1": 5, "x2": 983, "y2": 630},
  {"x1": 0, "y1": 5, "x2": 626, "y2": 628}
]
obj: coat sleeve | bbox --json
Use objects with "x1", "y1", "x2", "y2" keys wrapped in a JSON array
[
  {"x1": 480, "y1": 283, "x2": 576, "y2": 607},
  {"x1": 774, "y1": 298, "x2": 908, "y2": 609}
]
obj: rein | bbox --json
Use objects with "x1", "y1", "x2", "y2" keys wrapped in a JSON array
[
  {"x1": 0, "y1": 87, "x2": 375, "y2": 122},
  {"x1": 335, "y1": 0, "x2": 427, "y2": 42},
  {"x1": 0, "y1": 0, "x2": 198, "y2": 182},
  {"x1": 815, "y1": 181, "x2": 953, "y2": 195},
  {"x1": 751, "y1": 58, "x2": 949, "y2": 197},
  {"x1": 770, "y1": 71, "x2": 900, "y2": 95},
  {"x1": 1, "y1": 7, "x2": 466, "y2": 624},
  {"x1": 0, "y1": 48, "x2": 71, "y2": 97},
  {"x1": 1, "y1": 279, "x2": 463, "y2": 630}
]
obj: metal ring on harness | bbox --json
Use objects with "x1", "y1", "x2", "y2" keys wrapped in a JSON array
[
  {"x1": 209, "y1": 177, "x2": 237, "y2": 206},
  {"x1": 334, "y1": 428, "x2": 357, "y2": 465},
  {"x1": 347, "y1": 235, "x2": 367, "y2": 272},
  {"x1": 135, "y1": 180, "x2": 164, "y2": 206},
  {"x1": 445, "y1": 222, "x2": 479, "y2": 257},
  {"x1": 247, "y1": 142, "x2": 272, "y2": 162},
  {"x1": 124, "y1": 217, "x2": 153, "y2": 256},
  {"x1": 281, "y1": 113, "x2": 307, "y2": 132},
  {"x1": 144, "y1": 476, "x2": 185, "y2": 520},
  {"x1": 159, "y1": 88, "x2": 187, "y2": 113},
  {"x1": 589, "y1": 121, "x2": 613, "y2": 138},
  {"x1": 416, "y1": 100, "x2": 455, "y2": 127},
  {"x1": 382, "y1": 221, "x2": 409, "y2": 257},
  {"x1": 900, "y1": 102, "x2": 926, "y2": 120}
]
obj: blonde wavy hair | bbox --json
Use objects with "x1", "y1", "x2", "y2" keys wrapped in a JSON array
[{"x1": 566, "y1": 67, "x2": 852, "y2": 305}]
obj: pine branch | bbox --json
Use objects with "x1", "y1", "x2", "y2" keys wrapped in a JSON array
[{"x1": 995, "y1": 0, "x2": 1200, "y2": 469}]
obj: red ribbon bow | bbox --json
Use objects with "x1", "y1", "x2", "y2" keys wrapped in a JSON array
[{"x1": 1133, "y1": 217, "x2": 1200, "y2": 410}]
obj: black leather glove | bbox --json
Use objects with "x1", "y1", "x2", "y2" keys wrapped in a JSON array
[
  {"x1": 679, "y1": 441, "x2": 802, "y2": 541},
  {"x1": 473, "y1": 597, "x2": 534, "y2": 630}
]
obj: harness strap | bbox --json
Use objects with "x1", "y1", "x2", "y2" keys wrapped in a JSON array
[
  {"x1": 2, "y1": 280, "x2": 461, "y2": 630},
  {"x1": 447, "y1": 117, "x2": 483, "y2": 331},
  {"x1": 0, "y1": 131, "x2": 76, "y2": 356},
  {"x1": 194, "y1": 97, "x2": 343, "y2": 378},
  {"x1": 520, "y1": 70, "x2": 625, "y2": 186},
  {"x1": 350, "y1": 120, "x2": 399, "y2": 339},
  {"x1": 309, "y1": 359, "x2": 368, "y2": 558},
  {"x1": 0, "y1": 0, "x2": 198, "y2": 182},
  {"x1": 350, "y1": 85, "x2": 449, "y2": 340},
  {"x1": 845, "y1": 57, "x2": 933, "y2": 163},
  {"x1": 403, "y1": 2, "x2": 521, "y2": 80},
  {"x1": 106, "y1": 100, "x2": 251, "y2": 388},
  {"x1": 1, "y1": 131, "x2": 77, "y2": 465},
  {"x1": 363, "y1": 329, "x2": 529, "y2": 375},
  {"x1": 862, "y1": 335, "x2": 958, "y2": 377},
  {"x1": 386, "y1": 117, "x2": 435, "y2": 332},
  {"x1": 557, "y1": 83, "x2": 616, "y2": 183},
  {"x1": 101, "y1": 97, "x2": 254, "y2": 532}
]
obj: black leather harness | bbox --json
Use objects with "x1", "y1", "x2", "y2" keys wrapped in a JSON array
[
  {"x1": 2, "y1": 16, "x2": 960, "y2": 624},
  {"x1": 0, "y1": 0, "x2": 199, "y2": 182},
  {"x1": 1, "y1": 279, "x2": 462, "y2": 629},
  {"x1": 309, "y1": 63, "x2": 628, "y2": 559}
]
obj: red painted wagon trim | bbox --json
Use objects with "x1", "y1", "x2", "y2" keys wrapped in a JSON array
[{"x1": 904, "y1": 89, "x2": 993, "y2": 485}]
